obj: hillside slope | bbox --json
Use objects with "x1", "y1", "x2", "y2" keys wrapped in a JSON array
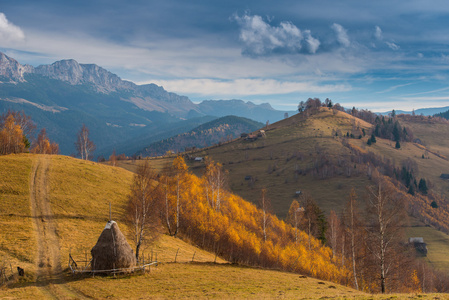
[
  {"x1": 142, "y1": 115, "x2": 263, "y2": 156},
  {"x1": 0, "y1": 154, "x2": 364, "y2": 299},
  {"x1": 169, "y1": 108, "x2": 449, "y2": 273},
  {"x1": 185, "y1": 108, "x2": 449, "y2": 216}
]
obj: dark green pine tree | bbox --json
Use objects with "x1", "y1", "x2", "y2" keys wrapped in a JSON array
[
  {"x1": 418, "y1": 178, "x2": 428, "y2": 195},
  {"x1": 393, "y1": 121, "x2": 401, "y2": 142},
  {"x1": 395, "y1": 140, "x2": 401, "y2": 149},
  {"x1": 408, "y1": 184, "x2": 415, "y2": 195}
]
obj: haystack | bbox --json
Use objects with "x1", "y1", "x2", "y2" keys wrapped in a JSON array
[{"x1": 91, "y1": 220, "x2": 136, "y2": 272}]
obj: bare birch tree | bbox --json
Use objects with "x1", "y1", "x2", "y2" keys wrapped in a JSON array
[
  {"x1": 343, "y1": 188, "x2": 362, "y2": 290},
  {"x1": 259, "y1": 188, "x2": 271, "y2": 242},
  {"x1": 204, "y1": 158, "x2": 228, "y2": 211},
  {"x1": 172, "y1": 156, "x2": 188, "y2": 237},
  {"x1": 287, "y1": 200, "x2": 304, "y2": 244},
  {"x1": 365, "y1": 182, "x2": 405, "y2": 294},
  {"x1": 327, "y1": 210, "x2": 339, "y2": 258},
  {"x1": 127, "y1": 161, "x2": 161, "y2": 261},
  {"x1": 75, "y1": 124, "x2": 96, "y2": 160}
]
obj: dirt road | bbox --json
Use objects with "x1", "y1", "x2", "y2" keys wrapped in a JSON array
[{"x1": 30, "y1": 156, "x2": 90, "y2": 299}]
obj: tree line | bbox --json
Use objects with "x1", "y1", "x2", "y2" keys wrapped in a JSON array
[{"x1": 0, "y1": 110, "x2": 95, "y2": 159}]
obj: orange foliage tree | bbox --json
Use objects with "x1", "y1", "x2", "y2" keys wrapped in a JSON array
[
  {"x1": 31, "y1": 128, "x2": 59, "y2": 154},
  {"x1": 151, "y1": 157, "x2": 351, "y2": 284}
]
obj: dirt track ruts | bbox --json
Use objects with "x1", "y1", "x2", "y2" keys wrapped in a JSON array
[{"x1": 30, "y1": 156, "x2": 90, "y2": 299}]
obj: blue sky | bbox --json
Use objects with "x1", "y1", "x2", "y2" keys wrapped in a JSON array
[{"x1": 1, "y1": 0, "x2": 449, "y2": 111}]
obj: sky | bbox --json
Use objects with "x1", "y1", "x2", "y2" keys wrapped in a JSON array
[{"x1": 1, "y1": 0, "x2": 449, "y2": 112}]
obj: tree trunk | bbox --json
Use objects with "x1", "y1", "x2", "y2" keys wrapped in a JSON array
[{"x1": 350, "y1": 198, "x2": 359, "y2": 290}]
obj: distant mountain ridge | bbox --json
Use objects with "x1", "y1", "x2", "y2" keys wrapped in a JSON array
[
  {"x1": 379, "y1": 106, "x2": 449, "y2": 116},
  {"x1": 0, "y1": 51, "x2": 297, "y2": 156},
  {"x1": 197, "y1": 100, "x2": 295, "y2": 123},
  {"x1": 142, "y1": 115, "x2": 263, "y2": 156}
]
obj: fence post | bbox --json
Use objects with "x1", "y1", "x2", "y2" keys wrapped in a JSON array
[
  {"x1": 214, "y1": 245, "x2": 219, "y2": 263},
  {"x1": 175, "y1": 248, "x2": 179, "y2": 263}
]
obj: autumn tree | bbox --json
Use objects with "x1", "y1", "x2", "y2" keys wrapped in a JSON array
[
  {"x1": 365, "y1": 181, "x2": 406, "y2": 293},
  {"x1": 127, "y1": 161, "x2": 161, "y2": 261},
  {"x1": 31, "y1": 128, "x2": 59, "y2": 154},
  {"x1": 109, "y1": 149, "x2": 117, "y2": 166},
  {"x1": 172, "y1": 155, "x2": 188, "y2": 236},
  {"x1": 300, "y1": 193, "x2": 327, "y2": 248},
  {"x1": 75, "y1": 124, "x2": 96, "y2": 160},
  {"x1": 286, "y1": 200, "x2": 304, "y2": 243},
  {"x1": 0, "y1": 114, "x2": 27, "y2": 155},
  {"x1": 160, "y1": 163, "x2": 176, "y2": 236},
  {"x1": 259, "y1": 188, "x2": 271, "y2": 242},
  {"x1": 203, "y1": 158, "x2": 228, "y2": 211},
  {"x1": 326, "y1": 210, "x2": 339, "y2": 258},
  {"x1": 0, "y1": 110, "x2": 36, "y2": 141}
]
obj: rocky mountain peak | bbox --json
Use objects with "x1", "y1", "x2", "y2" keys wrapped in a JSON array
[
  {"x1": 33, "y1": 59, "x2": 136, "y2": 93},
  {"x1": 35, "y1": 59, "x2": 84, "y2": 85},
  {"x1": 0, "y1": 52, "x2": 32, "y2": 82}
]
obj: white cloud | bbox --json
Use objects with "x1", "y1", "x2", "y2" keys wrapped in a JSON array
[
  {"x1": 304, "y1": 30, "x2": 320, "y2": 54},
  {"x1": 233, "y1": 14, "x2": 320, "y2": 55},
  {"x1": 143, "y1": 78, "x2": 351, "y2": 97},
  {"x1": 0, "y1": 13, "x2": 25, "y2": 44},
  {"x1": 386, "y1": 41, "x2": 400, "y2": 50},
  {"x1": 374, "y1": 26, "x2": 383, "y2": 40},
  {"x1": 331, "y1": 23, "x2": 350, "y2": 47},
  {"x1": 375, "y1": 82, "x2": 414, "y2": 94}
]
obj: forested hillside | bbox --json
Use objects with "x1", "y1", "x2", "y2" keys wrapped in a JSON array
[
  {"x1": 434, "y1": 109, "x2": 449, "y2": 120},
  {"x1": 142, "y1": 116, "x2": 263, "y2": 156}
]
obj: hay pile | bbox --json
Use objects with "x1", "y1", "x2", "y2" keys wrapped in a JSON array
[{"x1": 91, "y1": 220, "x2": 136, "y2": 272}]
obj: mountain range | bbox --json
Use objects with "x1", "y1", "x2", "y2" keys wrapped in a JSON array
[
  {"x1": 379, "y1": 106, "x2": 449, "y2": 116},
  {"x1": 0, "y1": 52, "x2": 295, "y2": 156}
]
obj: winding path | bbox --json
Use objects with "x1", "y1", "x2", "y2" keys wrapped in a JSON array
[{"x1": 30, "y1": 156, "x2": 89, "y2": 299}]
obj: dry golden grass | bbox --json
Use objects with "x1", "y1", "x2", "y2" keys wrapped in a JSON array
[
  {"x1": 0, "y1": 154, "x2": 37, "y2": 278},
  {"x1": 1, "y1": 153, "x2": 449, "y2": 298},
  {"x1": 46, "y1": 155, "x2": 135, "y2": 264},
  {"x1": 65, "y1": 263, "x2": 368, "y2": 299}
]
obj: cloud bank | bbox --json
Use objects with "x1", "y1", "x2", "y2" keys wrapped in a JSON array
[
  {"x1": 147, "y1": 78, "x2": 351, "y2": 97},
  {"x1": 233, "y1": 14, "x2": 320, "y2": 56},
  {"x1": 0, "y1": 13, "x2": 25, "y2": 44}
]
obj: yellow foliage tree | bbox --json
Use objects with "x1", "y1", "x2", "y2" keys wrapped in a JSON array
[{"x1": 0, "y1": 114, "x2": 26, "y2": 155}]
